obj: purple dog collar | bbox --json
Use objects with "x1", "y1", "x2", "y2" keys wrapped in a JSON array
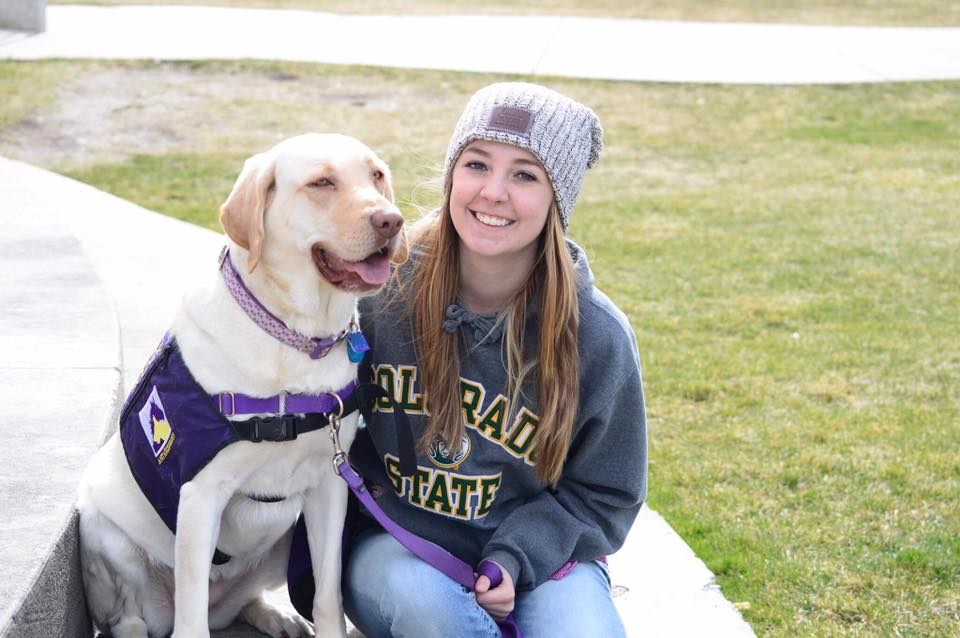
[
  {"x1": 212, "y1": 379, "x2": 358, "y2": 417},
  {"x1": 219, "y1": 247, "x2": 349, "y2": 359}
]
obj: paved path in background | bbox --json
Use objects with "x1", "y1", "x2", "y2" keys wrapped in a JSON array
[{"x1": 1, "y1": 5, "x2": 960, "y2": 83}]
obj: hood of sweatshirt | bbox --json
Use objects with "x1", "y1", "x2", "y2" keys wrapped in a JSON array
[{"x1": 441, "y1": 239, "x2": 594, "y2": 347}]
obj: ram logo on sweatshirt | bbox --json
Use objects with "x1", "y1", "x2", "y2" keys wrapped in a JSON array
[{"x1": 428, "y1": 434, "x2": 472, "y2": 469}]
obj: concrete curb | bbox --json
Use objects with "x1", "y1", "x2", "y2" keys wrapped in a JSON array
[{"x1": 3, "y1": 505, "x2": 91, "y2": 637}]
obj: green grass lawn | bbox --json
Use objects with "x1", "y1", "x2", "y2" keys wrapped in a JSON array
[
  {"x1": 1, "y1": 59, "x2": 958, "y2": 636},
  {"x1": 49, "y1": 0, "x2": 960, "y2": 27}
]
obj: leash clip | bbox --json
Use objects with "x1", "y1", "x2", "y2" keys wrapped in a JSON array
[
  {"x1": 330, "y1": 414, "x2": 347, "y2": 473},
  {"x1": 329, "y1": 389, "x2": 347, "y2": 472}
]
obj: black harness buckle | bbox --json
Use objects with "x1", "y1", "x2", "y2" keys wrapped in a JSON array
[{"x1": 251, "y1": 414, "x2": 298, "y2": 442}]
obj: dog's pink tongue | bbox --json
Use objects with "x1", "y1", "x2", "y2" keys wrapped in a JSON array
[{"x1": 343, "y1": 253, "x2": 390, "y2": 285}]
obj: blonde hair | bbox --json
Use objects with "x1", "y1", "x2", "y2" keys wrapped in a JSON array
[{"x1": 394, "y1": 192, "x2": 580, "y2": 485}]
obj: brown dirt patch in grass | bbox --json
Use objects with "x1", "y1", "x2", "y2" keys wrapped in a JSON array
[{"x1": 0, "y1": 62, "x2": 447, "y2": 170}]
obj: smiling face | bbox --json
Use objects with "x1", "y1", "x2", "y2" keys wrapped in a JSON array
[{"x1": 449, "y1": 140, "x2": 555, "y2": 272}]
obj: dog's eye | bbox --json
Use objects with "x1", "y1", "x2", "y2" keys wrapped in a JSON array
[
  {"x1": 310, "y1": 177, "x2": 334, "y2": 188},
  {"x1": 372, "y1": 170, "x2": 384, "y2": 181}
]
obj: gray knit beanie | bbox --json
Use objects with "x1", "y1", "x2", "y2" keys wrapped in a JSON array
[{"x1": 442, "y1": 82, "x2": 603, "y2": 231}]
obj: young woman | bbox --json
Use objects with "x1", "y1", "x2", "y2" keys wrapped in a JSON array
[{"x1": 344, "y1": 82, "x2": 647, "y2": 638}]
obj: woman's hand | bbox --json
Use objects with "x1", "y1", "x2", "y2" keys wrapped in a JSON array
[{"x1": 474, "y1": 561, "x2": 515, "y2": 621}]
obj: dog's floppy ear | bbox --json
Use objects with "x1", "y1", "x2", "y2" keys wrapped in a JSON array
[{"x1": 220, "y1": 152, "x2": 276, "y2": 273}]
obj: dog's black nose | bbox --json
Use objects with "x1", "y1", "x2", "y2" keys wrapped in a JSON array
[{"x1": 370, "y1": 209, "x2": 404, "y2": 239}]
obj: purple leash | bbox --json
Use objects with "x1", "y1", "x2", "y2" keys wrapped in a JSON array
[{"x1": 337, "y1": 460, "x2": 523, "y2": 638}]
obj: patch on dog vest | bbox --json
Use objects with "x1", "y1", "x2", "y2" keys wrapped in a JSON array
[
  {"x1": 138, "y1": 386, "x2": 175, "y2": 463},
  {"x1": 486, "y1": 105, "x2": 534, "y2": 138}
]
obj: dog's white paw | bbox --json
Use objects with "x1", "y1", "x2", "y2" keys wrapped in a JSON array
[{"x1": 240, "y1": 597, "x2": 315, "y2": 638}]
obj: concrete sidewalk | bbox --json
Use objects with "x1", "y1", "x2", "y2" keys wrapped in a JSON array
[{"x1": 1, "y1": 5, "x2": 960, "y2": 84}]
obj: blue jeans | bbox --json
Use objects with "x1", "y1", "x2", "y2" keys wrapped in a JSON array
[{"x1": 343, "y1": 528, "x2": 627, "y2": 638}]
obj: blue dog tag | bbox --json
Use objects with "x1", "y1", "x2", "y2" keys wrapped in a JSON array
[{"x1": 346, "y1": 331, "x2": 370, "y2": 363}]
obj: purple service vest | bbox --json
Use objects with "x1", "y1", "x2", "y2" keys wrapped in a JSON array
[{"x1": 119, "y1": 334, "x2": 240, "y2": 534}]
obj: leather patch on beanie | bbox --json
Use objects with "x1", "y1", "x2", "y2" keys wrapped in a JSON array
[{"x1": 486, "y1": 105, "x2": 534, "y2": 138}]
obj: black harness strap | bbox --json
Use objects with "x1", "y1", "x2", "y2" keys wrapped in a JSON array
[{"x1": 231, "y1": 412, "x2": 331, "y2": 443}]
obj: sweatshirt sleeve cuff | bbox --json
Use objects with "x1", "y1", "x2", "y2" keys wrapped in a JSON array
[{"x1": 484, "y1": 550, "x2": 521, "y2": 588}]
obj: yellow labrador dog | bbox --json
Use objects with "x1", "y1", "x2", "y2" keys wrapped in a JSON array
[{"x1": 77, "y1": 134, "x2": 406, "y2": 638}]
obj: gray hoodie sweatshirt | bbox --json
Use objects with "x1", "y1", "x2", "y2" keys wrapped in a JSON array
[{"x1": 352, "y1": 239, "x2": 647, "y2": 591}]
